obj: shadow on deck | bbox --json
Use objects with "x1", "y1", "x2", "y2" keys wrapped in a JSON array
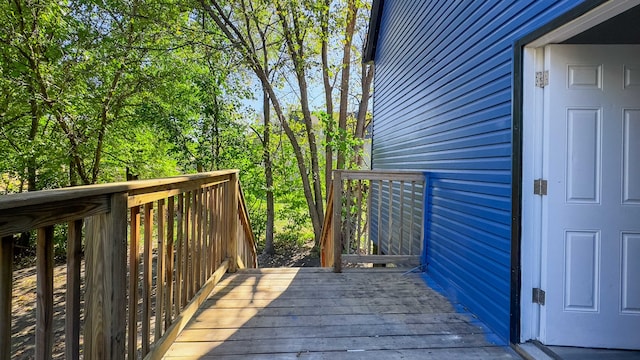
[{"x1": 164, "y1": 268, "x2": 520, "y2": 359}]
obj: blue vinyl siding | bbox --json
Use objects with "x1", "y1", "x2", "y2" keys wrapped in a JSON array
[{"x1": 371, "y1": 0, "x2": 585, "y2": 341}]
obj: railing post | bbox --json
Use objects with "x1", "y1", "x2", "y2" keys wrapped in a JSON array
[
  {"x1": 227, "y1": 172, "x2": 239, "y2": 272},
  {"x1": 36, "y1": 226, "x2": 54, "y2": 360},
  {"x1": 420, "y1": 173, "x2": 428, "y2": 265},
  {"x1": 0, "y1": 236, "x2": 13, "y2": 360},
  {"x1": 66, "y1": 220, "x2": 83, "y2": 360},
  {"x1": 85, "y1": 193, "x2": 127, "y2": 360},
  {"x1": 333, "y1": 171, "x2": 343, "y2": 273}
]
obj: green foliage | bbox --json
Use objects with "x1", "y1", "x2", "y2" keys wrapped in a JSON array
[
  {"x1": 319, "y1": 110, "x2": 364, "y2": 169},
  {"x1": 100, "y1": 122, "x2": 180, "y2": 182},
  {"x1": 1, "y1": 0, "x2": 372, "y2": 260}
]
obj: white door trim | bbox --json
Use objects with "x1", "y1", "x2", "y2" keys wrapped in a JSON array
[
  {"x1": 519, "y1": 0, "x2": 640, "y2": 343},
  {"x1": 520, "y1": 46, "x2": 545, "y2": 342},
  {"x1": 527, "y1": 0, "x2": 640, "y2": 48}
]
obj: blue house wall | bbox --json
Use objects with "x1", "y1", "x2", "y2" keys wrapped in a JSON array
[{"x1": 369, "y1": 0, "x2": 586, "y2": 342}]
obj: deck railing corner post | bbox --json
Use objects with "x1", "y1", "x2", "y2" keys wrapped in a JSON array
[
  {"x1": 0, "y1": 236, "x2": 13, "y2": 360},
  {"x1": 227, "y1": 172, "x2": 239, "y2": 273},
  {"x1": 85, "y1": 192, "x2": 127, "y2": 360},
  {"x1": 332, "y1": 171, "x2": 343, "y2": 273}
]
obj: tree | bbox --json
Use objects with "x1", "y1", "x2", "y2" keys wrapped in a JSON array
[
  {"x1": 0, "y1": 0, "x2": 374, "y2": 259},
  {"x1": 0, "y1": 0, "x2": 72, "y2": 190},
  {"x1": 199, "y1": 0, "x2": 326, "y2": 246},
  {"x1": 199, "y1": 0, "x2": 374, "y2": 247},
  {"x1": 237, "y1": 0, "x2": 283, "y2": 254}
]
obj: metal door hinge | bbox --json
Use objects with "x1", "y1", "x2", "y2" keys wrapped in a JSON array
[
  {"x1": 532, "y1": 288, "x2": 546, "y2": 305},
  {"x1": 535, "y1": 71, "x2": 549, "y2": 88},
  {"x1": 534, "y1": 179, "x2": 547, "y2": 196}
]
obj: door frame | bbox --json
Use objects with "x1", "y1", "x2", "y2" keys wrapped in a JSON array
[{"x1": 512, "y1": 0, "x2": 640, "y2": 344}]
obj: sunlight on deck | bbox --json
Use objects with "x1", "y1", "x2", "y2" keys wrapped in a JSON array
[
  {"x1": 165, "y1": 268, "x2": 300, "y2": 357},
  {"x1": 163, "y1": 268, "x2": 520, "y2": 360}
]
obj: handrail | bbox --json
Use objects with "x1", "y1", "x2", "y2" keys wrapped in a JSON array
[
  {"x1": 322, "y1": 170, "x2": 425, "y2": 272},
  {"x1": 0, "y1": 170, "x2": 257, "y2": 359},
  {"x1": 0, "y1": 171, "x2": 235, "y2": 211}
]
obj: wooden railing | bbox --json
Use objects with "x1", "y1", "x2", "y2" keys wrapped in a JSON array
[
  {"x1": 321, "y1": 170, "x2": 425, "y2": 272},
  {"x1": 0, "y1": 170, "x2": 256, "y2": 359}
]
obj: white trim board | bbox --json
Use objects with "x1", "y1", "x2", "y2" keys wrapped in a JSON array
[{"x1": 527, "y1": 0, "x2": 640, "y2": 47}]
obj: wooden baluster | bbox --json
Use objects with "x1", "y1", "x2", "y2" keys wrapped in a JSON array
[
  {"x1": 345, "y1": 179, "x2": 352, "y2": 256},
  {"x1": 142, "y1": 202, "x2": 153, "y2": 355},
  {"x1": 165, "y1": 196, "x2": 175, "y2": 328},
  {"x1": 356, "y1": 180, "x2": 363, "y2": 255},
  {"x1": 192, "y1": 190, "x2": 198, "y2": 290},
  {"x1": 36, "y1": 226, "x2": 54, "y2": 360},
  {"x1": 156, "y1": 199, "x2": 165, "y2": 339},
  {"x1": 195, "y1": 189, "x2": 202, "y2": 289},
  {"x1": 202, "y1": 187, "x2": 207, "y2": 276},
  {"x1": 217, "y1": 185, "x2": 223, "y2": 268},
  {"x1": 420, "y1": 179, "x2": 426, "y2": 258},
  {"x1": 183, "y1": 192, "x2": 190, "y2": 304},
  {"x1": 200, "y1": 188, "x2": 206, "y2": 281},
  {"x1": 211, "y1": 188, "x2": 215, "y2": 274},
  {"x1": 399, "y1": 180, "x2": 405, "y2": 254},
  {"x1": 128, "y1": 206, "x2": 141, "y2": 359},
  {"x1": 204, "y1": 188, "x2": 209, "y2": 279},
  {"x1": 203, "y1": 188, "x2": 209, "y2": 280},
  {"x1": 223, "y1": 184, "x2": 229, "y2": 268},
  {"x1": 176, "y1": 194, "x2": 184, "y2": 312},
  {"x1": 204, "y1": 187, "x2": 208, "y2": 274},
  {"x1": 210, "y1": 187, "x2": 216, "y2": 271},
  {"x1": 388, "y1": 180, "x2": 394, "y2": 255},
  {"x1": 410, "y1": 181, "x2": 416, "y2": 255},
  {"x1": 332, "y1": 172, "x2": 342, "y2": 272},
  {"x1": 366, "y1": 180, "x2": 373, "y2": 255},
  {"x1": 214, "y1": 185, "x2": 220, "y2": 269},
  {"x1": 0, "y1": 236, "x2": 14, "y2": 360},
  {"x1": 85, "y1": 193, "x2": 127, "y2": 360},
  {"x1": 66, "y1": 220, "x2": 83, "y2": 360},
  {"x1": 190, "y1": 190, "x2": 197, "y2": 297},
  {"x1": 377, "y1": 180, "x2": 382, "y2": 255},
  {"x1": 227, "y1": 173, "x2": 239, "y2": 272},
  {"x1": 208, "y1": 187, "x2": 214, "y2": 276}
]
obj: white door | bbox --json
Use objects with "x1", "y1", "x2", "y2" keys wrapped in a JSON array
[{"x1": 541, "y1": 45, "x2": 640, "y2": 349}]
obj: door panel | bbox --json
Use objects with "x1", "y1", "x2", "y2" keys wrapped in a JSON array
[
  {"x1": 623, "y1": 110, "x2": 640, "y2": 204},
  {"x1": 621, "y1": 233, "x2": 640, "y2": 314},
  {"x1": 564, "y1": 230, "x2": 599, "y2": 312},
  {"x1": 566, "y1": 108, "x2": 600, "y2": 203},
  {"x1": 541, "y1": 45, "x2": 640, "y2": 349}
]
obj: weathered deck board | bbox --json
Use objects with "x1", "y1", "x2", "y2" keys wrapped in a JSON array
[
  {"x1": 164, "y1": 347, "x2": 517, "y2": 360},
  {"x1": 176, "y1": 322, "x2": 487, "y2": 342},
  {"x1": 164, "y1": 268, "x2": 520, "y2": 359}
]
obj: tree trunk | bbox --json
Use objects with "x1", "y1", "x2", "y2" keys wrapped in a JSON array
[
  {"x1": 355, "y1": 62, "x2": 374, "y2": 168},
  {"x1": 336, "y1": 0, "x2": 358, "y2": 170},
  {"x1": 212, "y1": 91, "x2": 221, "y2": 171},
  {"x1": 294, "y1": 69, "x2": 325, "y2": 226},
  {"x1": 262, "y1": 88, "x2": 275, "y2": 255},
  {"x1": 320, "y1": 0, "x2": 334, "y2": 200},
  {"x1": 27, "y1": 85, "x2": 39, "y2": 192},
  {"x1": 201, "y1": 0, "x2": 324, "y2": 245},
  {"x1": 268, "y1": 87, "x2": 323, "y2": 246},
  {"x1": 69, "y1": 159, "x2": 78, "y2": 187},
  {"x1": 274, "y1": 1, "x2": 325, "y2": 229}
]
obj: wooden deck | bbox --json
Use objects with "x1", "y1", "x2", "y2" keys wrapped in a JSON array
[{"x1": 164, "y1": 268, "x2": 520, "y2": 359}]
